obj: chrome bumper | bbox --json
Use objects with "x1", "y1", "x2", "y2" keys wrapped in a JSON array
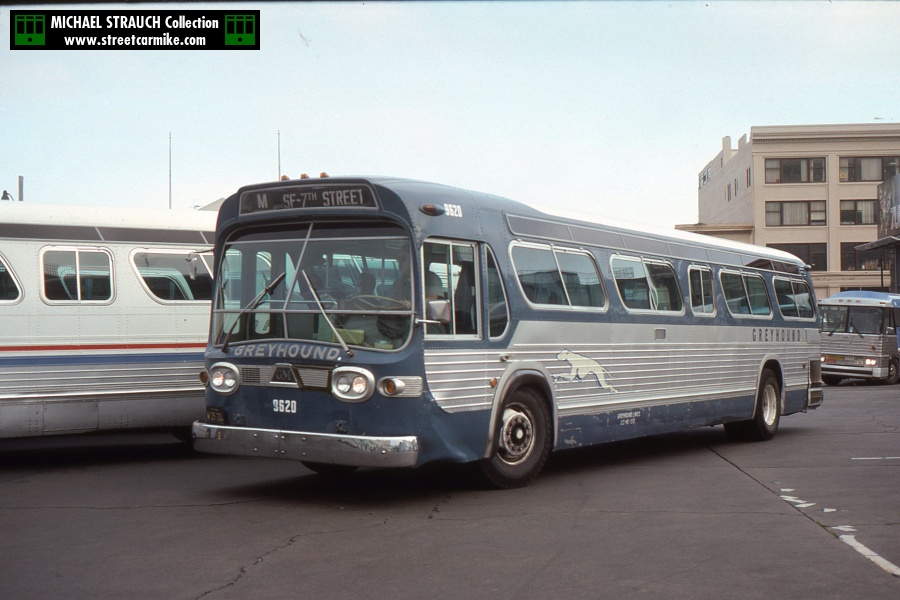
[{"x1": 192, "y1": 422, "x2": 419, "y2": 468}]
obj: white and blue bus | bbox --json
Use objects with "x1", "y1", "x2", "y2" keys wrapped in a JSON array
[
  {"x1": 0, "y1": 203, "x2": 216, "y2": 440},
  {"x1": 819, "y1": 291, "x2": 900, "y2": 385},
  {"x1": 192, "y1": 177, "x2": 824, "y2": 488}
]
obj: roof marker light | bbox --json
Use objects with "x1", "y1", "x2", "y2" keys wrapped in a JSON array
[{"x1": 420, "y1": 203, "x2": 446, "y2": 216}]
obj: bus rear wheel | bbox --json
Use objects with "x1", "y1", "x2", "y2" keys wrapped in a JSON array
[
  {"x1": 724, "y1": 369, "x2": 781, "y2": 442},
  {"x1": 479, "y1": 388, "x2": 551, "y2": 489}
]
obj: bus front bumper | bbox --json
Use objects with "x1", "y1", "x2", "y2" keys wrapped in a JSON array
[{"x1": 192, "y1": 422, "x2": 419, "y2": 468}]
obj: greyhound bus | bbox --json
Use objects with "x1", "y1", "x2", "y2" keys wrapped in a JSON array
[
  {"x1": 819, "y1": 291, "x2": 900, "y2": 385},
  {"x1": 192, "y1": 176, "x2": 823, "y2": 488},
  {"x1": 0, "y1": 203, "x2": 216, "y2": 439}
]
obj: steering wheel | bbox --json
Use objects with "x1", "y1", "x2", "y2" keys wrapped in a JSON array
[{"x1": 346, "y1": 295, "x2": 410, "y2": 310}]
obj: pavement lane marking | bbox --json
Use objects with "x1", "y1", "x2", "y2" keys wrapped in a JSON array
[
  {"x1": 839, "y1": 535, "x2": 900, "y2": 578},
  {"x1": 778, "y1": 486, "x2": 899, "y2": 578},
  {"x1": 851, "y1": 456, "x2": 900, "y2": 461}
]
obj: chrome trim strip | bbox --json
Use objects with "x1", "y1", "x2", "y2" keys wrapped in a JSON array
[{"x1": 192, "y1": 422, "x2": 419, "y2": 468}]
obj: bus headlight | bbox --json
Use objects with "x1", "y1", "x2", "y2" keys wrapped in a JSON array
[
  {"x1": 864, "y1": 358, "x2": 878, "y2": 367},
  {"x1": 331, "y1": 367, "x2": 375, "y2": 403},
  {"x1": 209, "y1": 362, "x2": 240, "y2": 395}
]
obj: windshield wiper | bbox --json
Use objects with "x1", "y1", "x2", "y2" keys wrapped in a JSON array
[
  {"x1": 220, "y1": 272, "x2": 286, "y2": 353},
  {"x1": 301, "y1": 270, "x2": 353, "y2": 357}
]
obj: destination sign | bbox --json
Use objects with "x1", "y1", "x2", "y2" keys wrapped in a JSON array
[{"x1": 239, "y1": 184, "x2": 378, "y2": 215}]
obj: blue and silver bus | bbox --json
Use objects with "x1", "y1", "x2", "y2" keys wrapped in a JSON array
[
  {"x1": 192, "y1": 176, "x2": 824, "y2": 488},
  {"x1": 819, "y1": 291, "x2": 900, "y2": 385}
]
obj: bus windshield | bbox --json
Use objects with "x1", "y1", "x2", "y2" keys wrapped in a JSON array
[
  {"x1": 213, "y1": 223, "x2": 413, "y2": 350},
  {"x1": 820, "y1": 305, "x2": 884, "y2": 335}
]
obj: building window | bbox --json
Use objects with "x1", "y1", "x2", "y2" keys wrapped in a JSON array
[
  {"x1": 726, "y1": 183, "x2": 732, "y2": 202},
  {"x1": 765, "y1": 158, "x2": 826, "y2": 184},
  {"x1": 765, "y1": 201, "x2": 826, "y2": 226},
  {"x1": 839, "y1": 156, "x2": 900, "y2": 182},
  {"x1": 768, "y1": 243, "x2": 827, "y2": 271},
  {"x1": 840, "y1": 200, "x2": 877, "y2": 225},
  {"x1": 840, "y1": 243, "x2": 883, "y2": 271},
  {"x1": 699, "y1": 168, "x2": 711, "y2": 189},
  {"x1": 746, "y1": 167, "x2": 752, "y2": 188}
]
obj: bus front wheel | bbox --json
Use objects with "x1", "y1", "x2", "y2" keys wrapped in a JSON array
[
  {"x1": 479, "y1": 388, "x2": 551, "y2": 489},
  {"x1": 884, "y1": 359, "x2": 899, "y2": 385},
  {"x1": 724, "y1": 369, "x2": 781, "y2": 442}
]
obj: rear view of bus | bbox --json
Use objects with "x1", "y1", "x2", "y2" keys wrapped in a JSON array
[{"x1": 819, "y1": 291, "x2": 900, "y2": 385}]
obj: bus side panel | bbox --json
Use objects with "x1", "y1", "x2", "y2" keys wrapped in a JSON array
[{"x1": 557, "y1": 394, "x2": 757, "y2": 449}]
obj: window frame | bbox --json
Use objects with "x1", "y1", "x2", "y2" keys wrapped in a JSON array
[
  {"x1": 510, "y1": 242, "x2": 608, "y2": 312},
  {"x1": 423, "y1": 238, "x2": 482, "y2": 340},
  {"x1": 764, "y1": 200, "x2": 826, "y2": 227},
  {"x1": 687, "y1": 265, "x2": 716, "y2": 317},
  {"x1": 130, "y1": 248, "x2": 214, "y2": 304},
  {"x1": 839, "y1": 199, "x2": 877, "y2": 225},
  {"x1": 764, "y1": 157, "x2": 826, "y2": 184},
  {"x1": 839, "y1": 156, "x2": 900, "y2": 182},
  {"x1": 719, "y1": 270, "x2": 773, "y2": 319},
  {"x1": 611, "y1": 254, "x2": 684, "y2": 315},
  {"x1": 40, "y1": 245, "x2": 115, "y2": 305},
  {"x1": 772, "y1": 276, "x2": 816, "y2": 321},
  {"x1": 0, "y1": 251, "x2": 23, "y2": 304},
  {"x1": 485, "y1": 245, "x2": 510, "y2": 339}
]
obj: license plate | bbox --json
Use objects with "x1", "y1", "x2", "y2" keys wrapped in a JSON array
[{"x1": 206, "y1": 407, "x2": 225, "y2": 424}]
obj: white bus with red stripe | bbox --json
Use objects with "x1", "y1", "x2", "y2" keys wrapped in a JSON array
[{"x1": 0, "y1": 203, "x2": 216, "y2": 439}]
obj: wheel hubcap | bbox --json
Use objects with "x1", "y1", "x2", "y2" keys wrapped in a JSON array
[
  {"x1": 498, "y1": 406, "x2": 534, "y2": 464},
  {"x1": 761, "y1": 385, "x2": 778, "y2": 426}
]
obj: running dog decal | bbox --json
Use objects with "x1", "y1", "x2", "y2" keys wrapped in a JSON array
[{"x1": 554, "y1": 350, "x2": 618, "y2": 393}]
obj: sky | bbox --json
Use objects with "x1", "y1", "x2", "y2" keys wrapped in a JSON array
[{"x1": 1, "y1": 1, "x2": 899, "y2": 229}]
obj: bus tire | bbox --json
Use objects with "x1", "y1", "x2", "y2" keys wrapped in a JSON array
[
  {"x1": 884, "y1": 359, "x2": 899, "y2": 385},
  {"x1": 301, "y1": 462, "x2": 358, "y2": 476},
  {"x1": 479, "y1": 388, "x2": 551, "y2": 489},
  {"x1": 725, "y1": 369, "x2": 781, "y2": 442},
  {"x1": 822, "y1": 375, "x2": 843, "y2": 387}
]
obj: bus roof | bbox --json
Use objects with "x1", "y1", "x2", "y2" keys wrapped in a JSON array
[
  {"x1": 0, "y1": 203, "x2": 216, "y2": 244},
  {"x1": 818, "y1": 290, "x2": 900, "y2": 308},
  {"x1": 227, "y1": 176, "x2": 810, "y2": 274}
]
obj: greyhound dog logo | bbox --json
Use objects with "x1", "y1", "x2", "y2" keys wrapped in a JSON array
[{"x1": 554, "y1": 350, "x2": 618, "y2": 393}]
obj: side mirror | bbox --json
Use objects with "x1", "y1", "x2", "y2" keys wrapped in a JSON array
[{"x1": 426, "y1": 299, "x2": 452, "y2": 325}]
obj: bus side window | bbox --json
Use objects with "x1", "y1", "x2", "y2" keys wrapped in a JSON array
[
  {"x1": 0, "y1": 255, "x2": 21, "y2": 301},
  {"x1": 721, "y1": 271, "x2": 771, "y2": 317},
  {"x1": 133, "y1": 251, "x2": 214, "y2": 301},
  {"x1": 688, "y1": 266, "x2": 714, "y2": 315},
  {"x1": 486, "y1": 246, "x2": 509, "y2": 338},
  {"x1": 612, "y1": 256, "x2": 680, "y2": 312},
  {"x1": 511, "y1": 246, "x2": 566, "y2": 305},
  {"x1": 42, "y1": 248, "x2": 113, "y2": 302},
  {"x1": 423, "y1": 240, "x2": 480, "y2": 337}
]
